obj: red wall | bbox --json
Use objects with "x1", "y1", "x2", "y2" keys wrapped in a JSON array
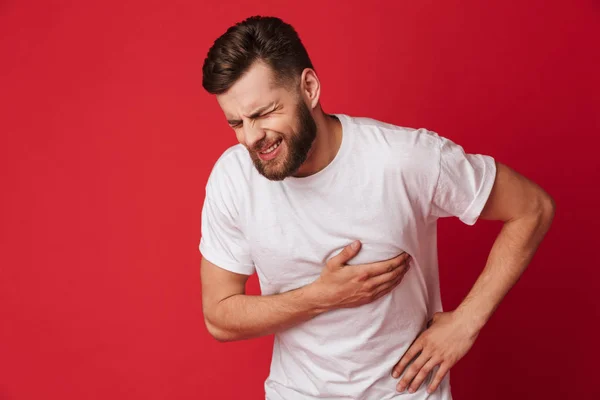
[{"x1": 1, "y1": 1, "x2": 598, "y2": 399}]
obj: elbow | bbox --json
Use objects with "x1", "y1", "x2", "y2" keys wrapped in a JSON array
[
  {"x1": 541, "y1": 192, "x2": 556, "y2": 222},
  {"x1": 535, "y1": 192, "x2": 556, "y2": 231},
  {"x1": 204, "y1": 317, "x2": 239, "y2": 343}
]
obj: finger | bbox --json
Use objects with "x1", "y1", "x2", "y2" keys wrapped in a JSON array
[
  {"x1": 392, "y1": 340, "x2": 423, "y2": 379},
  {"x1": 329, "y1": 240, "x2": 361, "y2": 267},
  {"x1": 368, "y1": 260, "x2": 409, "y2": 287},
  {"x1": 408, "y1": 357, "x2": 440, "y2": 394},
  {"x1": 371, "y1": 269, "x2": 407, "y2": 299},
  {"x1": 366, "y1": 252, "x2": 411, "y2": 277},
  {"x1": 396, "y1": 352, "x2": 430, "y2": 393},
  {"x1": 427, "y1": 363, "x2": 450, "y2": 394}
]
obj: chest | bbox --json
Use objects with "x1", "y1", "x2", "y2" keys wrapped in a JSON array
[{"x1": 241, "y1": 177, "x2": 420, "y2": 294}]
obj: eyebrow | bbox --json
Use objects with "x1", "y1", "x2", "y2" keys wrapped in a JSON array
[{"x1": 227, "y1": 103, "x2": 275, "y2": 125}]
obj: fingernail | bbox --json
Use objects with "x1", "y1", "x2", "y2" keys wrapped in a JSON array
[
  {"x1": 351, "y1": 241, "x2": 359, "y2": 249},
  {"x1": 392, "y1": 371, "x2": 399, "y2": 378},
  {"x1": 408, "y1": 387, "x2": 415, "y2": 393}
]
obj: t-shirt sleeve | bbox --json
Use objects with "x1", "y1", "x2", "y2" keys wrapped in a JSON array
[
  {"x1": 430, "y1": 135, "x2": 497, "y2": 225},
  {"x1": 199, "y1": 168, "x2": 255, "y2": 275}
]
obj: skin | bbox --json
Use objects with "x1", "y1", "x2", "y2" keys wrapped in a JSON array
[
  {"x1": 203, "y1": 60, "x2": 413, "y2": 341},
  {"x1": 203, "y1": 60, "x2": 556, "y2": 394},
  {"x1": 392, "y1": 162, "x2": 555, "y2": 393},
  {"x1": 202, "y1": 243, "x2": 411, "y2": 341},
  {"x1": 216, "y1": 61, "x2": 342, "y2": 180}
]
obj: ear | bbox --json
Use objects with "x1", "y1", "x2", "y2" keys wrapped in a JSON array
[{"x1": 300, "y1": 68, "x2": 321, "y2": 110}]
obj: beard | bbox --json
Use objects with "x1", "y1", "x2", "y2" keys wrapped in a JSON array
[{"x1": 250, "y1": 100, "x2": 317, "y2": 181}]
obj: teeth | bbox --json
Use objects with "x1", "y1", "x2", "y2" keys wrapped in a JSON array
[{"x1": 261, "y1": 140, "x2": 281, "y2": 154}]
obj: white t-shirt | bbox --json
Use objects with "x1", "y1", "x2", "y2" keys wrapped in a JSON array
[{"x1": 200, "y1": 114, "x2": 496, "y2": 399}]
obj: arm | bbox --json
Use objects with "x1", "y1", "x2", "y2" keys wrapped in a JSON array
[
  {"x1": 201, "y1": 243, "x2": 411, "y2": 342},
  {"x1": 201, "y1": 256, "x2": 321, "y2": 342},
  {"x1": 455, "y1": 161, "x2": 555, "y2": 332},
  {"x1": 393, "y1": 162, "x2": 555, "y2": 393},
  {"x1": 201, "y1": 162, "x2": 411, "y2": 342}
]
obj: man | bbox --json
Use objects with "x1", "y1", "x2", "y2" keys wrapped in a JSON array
[{"x1": 199, "y1": 16, "x2": 555, "y2": 400}]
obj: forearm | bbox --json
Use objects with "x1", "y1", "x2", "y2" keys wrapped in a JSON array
[
  {"x1": 455, "y1": 203, "x2": 555, "y2": 334},
  {"x1": 205, "y1": 284, "x2": 325, "y2": 342}
]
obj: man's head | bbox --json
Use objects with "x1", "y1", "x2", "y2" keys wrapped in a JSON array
[{"x1": 202, "y1": 16, "x2": 320, "y2": 181}]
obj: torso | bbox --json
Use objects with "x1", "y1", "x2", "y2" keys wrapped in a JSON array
[{"x1": 231, "y1": 114, "x2": 451, "y2": 399}]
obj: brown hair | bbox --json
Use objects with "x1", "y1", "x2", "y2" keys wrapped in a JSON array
[{"x1": 202, "y1": 16, "x2": 314, "y2": 95}]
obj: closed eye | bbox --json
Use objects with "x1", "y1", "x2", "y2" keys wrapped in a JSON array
[
  {"x1": 227, "y1": 119, "x2": 243, "y2": 128},
  {"x1": 227, "y1": 103, "x2": 279, "y2": 128},
  {"x1": 250, "y1": 111, "x2": 273, "y2": 121},
  {"x1": 228, "y1": 111, "x2": 273, "y2": 128}
]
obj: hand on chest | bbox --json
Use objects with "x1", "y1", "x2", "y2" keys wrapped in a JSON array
[{"x1": 245, "y1": 188, "x2": 414, "y2": 292}]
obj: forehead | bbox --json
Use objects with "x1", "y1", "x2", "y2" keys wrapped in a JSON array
[{"x1": 216, "y1": 62, "x2": 290, "y2": 117}]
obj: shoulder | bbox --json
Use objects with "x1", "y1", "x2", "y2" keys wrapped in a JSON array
[
  {"x1": 341, "y1": 114, "x2": 441, "y2": 154},
  {"x1": 204, "y1": 144, "x2": 253, "y2": 214},
  {"x1": 344, "y1": 113, "x2": 444, "y2": 186},
  {"x1": 207, "y1": 144, "x2": 253, "y2": 189},
  {"x1": 340, "y1": 114, "x2": 443, "y2": 172}
]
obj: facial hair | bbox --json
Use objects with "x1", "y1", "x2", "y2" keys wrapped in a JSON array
[{"x1": 251, "y1": 100, "x2": 317, "y2": 181}]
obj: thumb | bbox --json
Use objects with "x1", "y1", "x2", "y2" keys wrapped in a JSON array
[{"x1": 330, "y1": 240, "x2": 361, "y2": 267}]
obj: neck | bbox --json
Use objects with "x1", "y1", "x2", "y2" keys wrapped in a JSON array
[{"x1": 292, "y1": 108, "x2": 342, "y2": 178}]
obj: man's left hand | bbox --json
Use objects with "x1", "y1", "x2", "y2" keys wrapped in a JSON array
[{"x1": 391, "y1": 311, "x2": 479, "y2": 394}]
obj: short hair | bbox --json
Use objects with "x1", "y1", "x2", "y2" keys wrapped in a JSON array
[{"x1": 202, "y1": 16, "x2": 314, "y2": 95}]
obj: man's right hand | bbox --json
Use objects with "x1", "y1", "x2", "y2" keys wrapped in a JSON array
[
  {"x1": 309, "y1": 240, "x2": 411, "y2": 311},
  {"x1": 201, "y1": 240, "x2": 410, "y2": 341}
]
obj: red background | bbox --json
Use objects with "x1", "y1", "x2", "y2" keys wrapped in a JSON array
[{"x1": 1, "y1": 1, "x2": 598, "y2": 399}]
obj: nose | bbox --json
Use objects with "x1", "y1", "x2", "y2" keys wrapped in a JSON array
[{"x1": 242, "y1": 120, "x2": 266, "y2": 150}]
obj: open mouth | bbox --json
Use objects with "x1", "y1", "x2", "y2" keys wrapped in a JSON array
[
  {"x1": 260, "y1": 139, "x2": 282, "y2": 155},
  {"x1": 257, "y1": 139, "x2": 283, "y2": 161}
]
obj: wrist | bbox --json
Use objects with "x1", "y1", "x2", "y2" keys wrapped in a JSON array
[
  {"x1": 452, "y1": 306, "x2": 488, "y2": 337},
  {"x1": 301, "y1": 281, "x2": 332, "y2": 316}
]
